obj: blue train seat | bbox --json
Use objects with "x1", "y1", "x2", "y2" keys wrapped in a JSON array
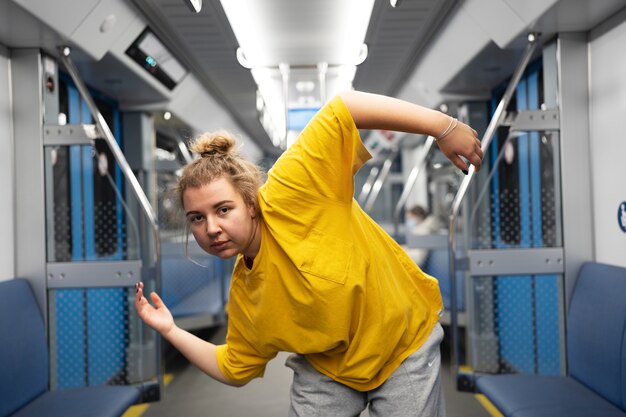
[
  {"x1": 476, "y1": 262, "x2": 626, "y2": 416},
  {"x1": 0, "y1": 279, "x2": 140, "y2": 417},
  {"x1": 160, "y1": 255, "x2": 226, "y2": 321},
  {"x1": 423, "y1": 248, "x2": 464, "y2": 312}
]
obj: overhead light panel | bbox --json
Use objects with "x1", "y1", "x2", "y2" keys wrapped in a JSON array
[{"x1": 220, "y1": 0, "x2": 375, "y2": 149}]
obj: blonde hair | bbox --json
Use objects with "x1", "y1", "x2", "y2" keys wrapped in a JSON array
[{"x1": 177, "y1": 130, "x2": 264, "y2": 217}]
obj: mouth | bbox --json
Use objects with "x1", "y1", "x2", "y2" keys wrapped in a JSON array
[{"x1": 211, "y1": 240, "x2": 229, "y2": 250}]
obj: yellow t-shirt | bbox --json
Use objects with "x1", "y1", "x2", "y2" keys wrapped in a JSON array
[{"x1": 215, "y1": 95, "x2": 443, "y2": 391}]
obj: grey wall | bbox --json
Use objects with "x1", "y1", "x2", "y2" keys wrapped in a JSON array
[
  {"x1": 589, "y1": 8, "x2": 626, "y2": 267},
  {"x1": 0, "y1": 45, "x2": 14, "y2": 281}
]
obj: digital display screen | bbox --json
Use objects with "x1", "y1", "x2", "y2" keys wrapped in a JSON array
[{"x1": 126, "y1": 28, "x2": 187, "y2": 90}]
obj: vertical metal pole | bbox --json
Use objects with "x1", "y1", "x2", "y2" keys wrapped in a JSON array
[
  {"x1": 176, "y1": 138, "x2": 194, "y2": 164},
  {"x1": 365, "y1": 147, "x2": 399, "y2": 212},
  {"x1": 279, "y1": 63, "x2": 290, "y2": 149},
  {"x1": 318, "y1": 62, "x2": 328, "y2": 103},
  {"x1": 358, "y1": 165, "x2": 381, "y2": 206},
  {"x1": 392, "y1": 136, "x2": 435, "y2": 235}
]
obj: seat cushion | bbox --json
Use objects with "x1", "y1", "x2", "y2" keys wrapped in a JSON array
[
  {"x1": 11, "y1": 385, "x2": 140, "y2": 417},
  {"x1": 476, "y1": 374, "x2": 626, "y2": 417}
]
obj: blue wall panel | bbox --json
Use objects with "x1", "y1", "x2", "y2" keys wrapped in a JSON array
[
  {"x1": 87, "y1": 288, "x2": 126, "y2": 385},
  {"x1": 56, "y1": 289, "x2": 86, "y2": 388}
]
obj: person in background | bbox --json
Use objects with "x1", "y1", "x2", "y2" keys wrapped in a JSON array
[
  {"x1": 135, "y1": 90, "x2": 482, "y2": 416},
  {"x1": 404, "y1": 205, "x2": 443, "y2": 266}
]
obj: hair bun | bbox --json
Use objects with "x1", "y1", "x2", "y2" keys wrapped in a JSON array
[{"x1": 190, "y1": 130, "x2": 237, "y2": 158}]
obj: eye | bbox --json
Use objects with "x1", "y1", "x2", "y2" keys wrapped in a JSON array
[
  {"x1": 187, "y1": 214, "x2": 204, "y2": 224},
  {"x1": 217, "y1": 206, "x2": 230, "y2": 216}
]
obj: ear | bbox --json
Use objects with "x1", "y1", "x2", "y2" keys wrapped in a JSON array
[{"x1": 247, "y1": 204, "x2": 256, "y2": 219}]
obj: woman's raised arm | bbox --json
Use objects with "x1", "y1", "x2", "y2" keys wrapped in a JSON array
[{"x1": 339, "y1": 90, "x2": 483, "y2": 173}]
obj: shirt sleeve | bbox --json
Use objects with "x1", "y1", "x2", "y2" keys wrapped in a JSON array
[
  {"x1": 215, "y1": 315, "x2": 278, "y2": 384},
  {"x1": 214, "y1": 265, "x2": 279, "y2": 384},
  {"x1": 215, "y1": 344, "x2": 274, "y2": 385},
  {"x1": 264, "y1": 95, "x2": 372, "y2": 203}
]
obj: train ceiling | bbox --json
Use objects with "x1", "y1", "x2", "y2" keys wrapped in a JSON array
[
  {"x1": 1, "y1": 0, "x2": 625, "y2": 156},
  {"x1": 130, "y1": 0, "x2": 456, "y2": 155}
]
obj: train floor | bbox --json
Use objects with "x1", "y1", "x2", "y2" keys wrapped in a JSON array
[{"x1": 133, "y1": 325, "x2": 491, "y2": 417}]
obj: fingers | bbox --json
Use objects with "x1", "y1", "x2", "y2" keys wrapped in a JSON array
[
  {"x1": 134, "y1": 282, "x2": 166, "y2": 310},
  {"x1": 150, "y1": 291, "x2": 165, "y2": 309},
  {"x1": 468, "y1": 154, "x2": 482, "y2": 172},
  {"x1": 134, "y1": 282, "x2": 153, "y2": 312},
  {"x1": 449, "y1": 155, "x2": 469, "y2": 173},
  {"x1": 442, "y1": 143, "x2": 482, "y2": 173},
  {"x1": 438, "y1": 121, "x2": 483, "y2": 173},
  {"x1": 472, "y1": 138, "x2": 484, "y2": 172},
  {"x1": 134, "y1": 282, "x2": 144, "y2": 305}
]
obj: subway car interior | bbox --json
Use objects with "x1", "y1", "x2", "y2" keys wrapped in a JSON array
[{"x1": 1, "y1": 0, "x2": 626, "y2": 416}]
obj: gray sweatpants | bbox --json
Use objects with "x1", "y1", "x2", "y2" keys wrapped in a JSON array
[{"x1": 286, "y1": 323, "x2": 446, "y2": 417}]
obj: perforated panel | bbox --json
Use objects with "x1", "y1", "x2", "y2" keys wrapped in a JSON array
[
  {"x1": 469, "y1": 274, "x2": 562, "y2": 375},
  {"x1": 462, "y1": 66, "x2": 564, "y2": 377}
]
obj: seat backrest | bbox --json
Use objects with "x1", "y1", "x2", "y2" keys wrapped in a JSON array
[
  {"x1": 161, "y1": 255, "x2": 215, "y2": 307},
  {"x1": 567, "y1": 262, "x2": 626, "y2": 411},
  {"x1": 0, "y1": 279, "x2": 49, "y2": 417},
  {"x1": 424, "y1": 248, "x2": 464, "y2": 311}
]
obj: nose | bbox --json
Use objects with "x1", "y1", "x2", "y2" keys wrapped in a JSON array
[{"x1": 205, "y1": 216, "x2": 221, "y2": 237}]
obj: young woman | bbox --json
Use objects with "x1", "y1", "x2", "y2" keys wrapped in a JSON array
[{"x1": 135, "y1": 90, "x2": 482, "y2": 416}]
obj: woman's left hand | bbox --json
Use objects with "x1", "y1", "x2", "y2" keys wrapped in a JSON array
[{"x1": 435, "y1": 120, "x2": 483, "y2": 173}]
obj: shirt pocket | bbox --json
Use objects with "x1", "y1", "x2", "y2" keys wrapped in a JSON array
[{"x1": 298, "y1": 228, "x2": 352, "y2": 285}]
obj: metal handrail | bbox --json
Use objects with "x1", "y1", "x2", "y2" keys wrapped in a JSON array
[
  {"x1": 364, "y1": 146, "x2": 400, "y2": 212},
  {"x1": 447, "y1": 33, "x2": 539, "y2": 384},
  {"x1": 58, "y1": 46, "x2": 161, "y2": 270},
  {"x1": 176, "y1": 137, "x2": 194, "y2": 164},
  {"x1": 58, "y1": 46, "x2": 163, "y2": 395},
  {"x1": 357, "y1": 165, "x2": 380, "y2": 206},
  {"x1": 392, "y1": 136, "x2": 435, "y2": 235}
]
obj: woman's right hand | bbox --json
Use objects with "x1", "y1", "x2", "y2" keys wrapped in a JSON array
[{"x1": 134, "y1": 282, "x2": 175, "y2": 336}]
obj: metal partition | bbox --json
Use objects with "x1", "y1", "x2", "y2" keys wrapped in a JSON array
[
  {"x1": 42, "y1": 48, "x2": 163, "y2": 401},
  {"x1": 446, "y1": 34, "x2": 569, "y2": 390}
]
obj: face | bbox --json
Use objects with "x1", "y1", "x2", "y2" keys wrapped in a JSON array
[{"x1": 183, "y1": 177, "x2": 258, "y2": 259}]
